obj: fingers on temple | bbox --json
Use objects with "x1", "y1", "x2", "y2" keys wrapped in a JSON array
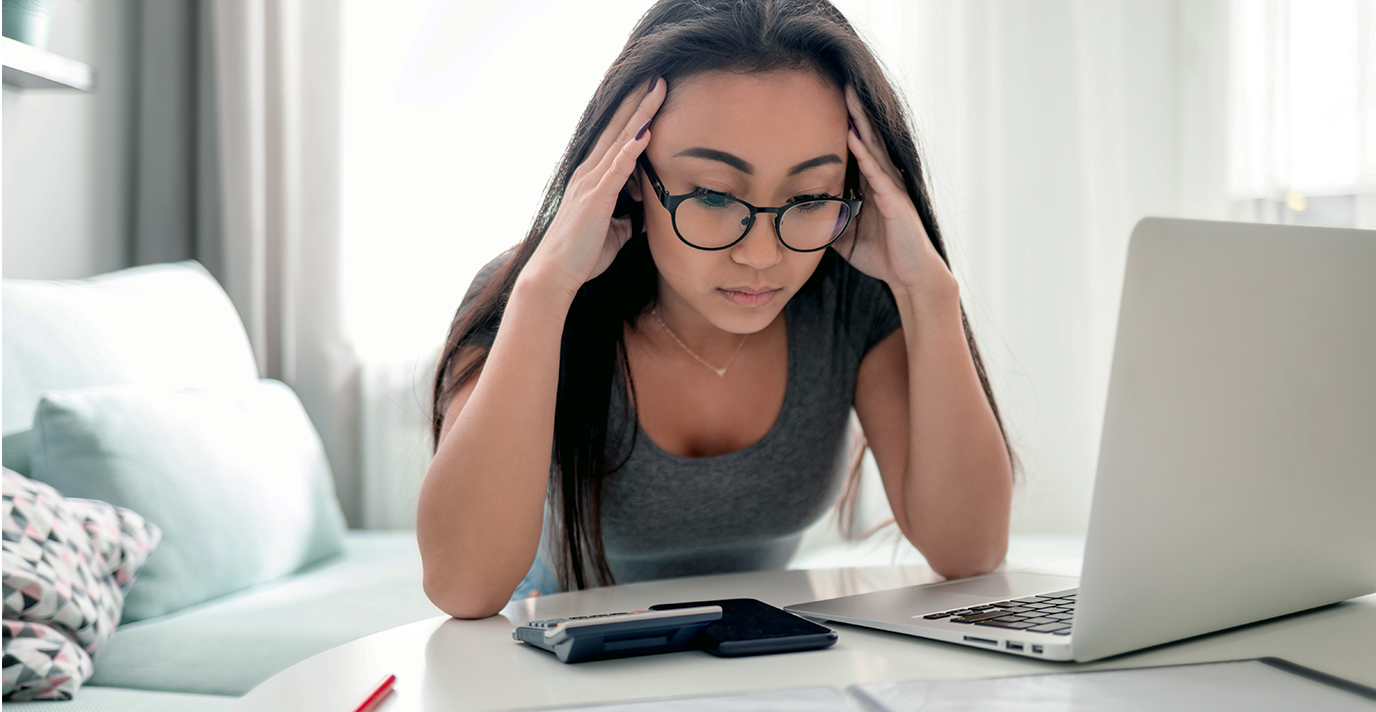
[
  {"x1": 596, "y1": 122, "x2": 650, "y2": 199},
  {"x1": 845, "y1": 85, "x2": 901, "y2": 180},
  {"x1": 592, "y1": 80, "x2": 664, "y2": 182},
  {"x1": 842, "y1": 86, "x2": 886, "y2": 150},
  {"x1": 586, "y1": 77, "x2": 666, "y2": 176},
  {"x1": 586, "y1": 90, "x2": 643, "y2": 169},
  {"x1": 847, "y1": 130, "x2": 903, "y2": 203}
]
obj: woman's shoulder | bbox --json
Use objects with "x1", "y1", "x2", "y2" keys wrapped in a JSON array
[
  {"x1": 799, "y1": 249, "x2": 896, "y2": 311},
  {"x1": 795, "y1": 248, "x2": 901, "y2": 359},
  {"x1": 458, "y1": 246, "x2": 519, "y2": 315},
  {"x1": 453, "y1": 246, "x2": 520, "y2": 350}
]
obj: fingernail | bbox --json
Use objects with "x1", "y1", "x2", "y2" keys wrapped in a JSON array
[
  {"x1": 635, "y1": 119, "x2": 651, "y2": 140},
  {"x1": 648, "y1": 74, "x2": 659, "y2": 93},
  {"x1": 848, "y1": 117, "x2": 859, "y2": 136}
]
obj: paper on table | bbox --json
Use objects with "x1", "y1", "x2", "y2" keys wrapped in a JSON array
[
  {"x1": 521, "y1": 686, "x2": 861, "y2": 712},
  {"x1": 522, "y1": 660, "x2": 1374, "y2": 711},
  {"x1": 849, "y1": 659, "x2": 1376, "y2": 711}
]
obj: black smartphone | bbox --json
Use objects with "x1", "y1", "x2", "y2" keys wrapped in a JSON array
[{"x1": 649, "y1": 598, "x2": 838, "y2": 657}]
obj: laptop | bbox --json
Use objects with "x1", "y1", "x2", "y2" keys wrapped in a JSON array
[{"x1": 787, "y1": 217, "x2": 1376, "y2": 662}]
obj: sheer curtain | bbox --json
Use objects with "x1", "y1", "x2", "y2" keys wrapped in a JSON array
[
  {"x1": 341, "y1": 0, "x2": 1240, "y2": 537},
  {"x1": 1228, "y1": 0, "x2": 1376, "y2": 227},
  {"x1": 340, "y1": 0, "x2": 647, "y2": 529},
  {"x1": 134, "y1": 0, "x2": 361, "y2": 524},
  {"x1": 879, "y1": 0, "x2": 1232, "y2": 535}
]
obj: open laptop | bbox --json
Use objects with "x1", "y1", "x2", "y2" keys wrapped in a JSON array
[{"x1": 787, "y1": 217, "x2": 1376, "y2": 662}]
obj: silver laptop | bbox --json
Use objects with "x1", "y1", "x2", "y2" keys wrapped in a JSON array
[{"x1": 787, "y1": 217, "x2": 1376, "y2": 662}]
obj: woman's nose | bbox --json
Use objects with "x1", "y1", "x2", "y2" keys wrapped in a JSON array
[{"x1": 730, "y1": 214, "x2": 784, "y2": 270}]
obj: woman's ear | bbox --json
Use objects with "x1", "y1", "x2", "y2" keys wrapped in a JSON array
[{"x1": 625, "y1": 167, "x2": 644, "y2": 202}]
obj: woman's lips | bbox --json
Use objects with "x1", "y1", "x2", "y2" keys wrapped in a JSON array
[{"x1": 719, "y1": 287, "x2": 781, "y2": 307}]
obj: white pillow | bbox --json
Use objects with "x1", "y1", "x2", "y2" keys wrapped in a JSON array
[
  {"x1": 29, "y1": 380, "x2": 348, "y2": 623},
  {"x1": 3, "y1": 261, "x2": 259, "y2": 475}
]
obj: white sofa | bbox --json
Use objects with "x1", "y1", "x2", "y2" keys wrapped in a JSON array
[{"x1": 3, "y1": 262, "x2": 443, "y2": 709}]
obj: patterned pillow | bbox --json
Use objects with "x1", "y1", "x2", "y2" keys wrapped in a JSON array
[
  {"x1": 2, "y1": 468, "x2": 161, "y2": 701},
  {"x1": 1, "y1": 621, "x2": 93, "y2": 700}
]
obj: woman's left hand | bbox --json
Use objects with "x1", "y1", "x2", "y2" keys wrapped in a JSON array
[{"x1": 834, "y1": 85, "x2": 953, "y2": 298}]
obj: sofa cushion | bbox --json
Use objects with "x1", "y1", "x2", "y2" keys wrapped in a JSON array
[
  {"x1": 88, "y1": 530, "x2": 441, "y2": 696},
  {"x1": 2, "y1": 686, "x2": 235, "y2": 712},
  {"x1": 29, "y1": 381, "x2": 347, "y2": 623},
  {"x1": 2, "y1": 470, "x2": 161, "y2": 701},
  {"x1": 2, "y1": 261, "x2": 259, "y2": 476}
]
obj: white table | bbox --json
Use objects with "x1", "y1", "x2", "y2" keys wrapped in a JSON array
[{"x1": 235, "y1": 561, "x2": 1376, "y2": 711}]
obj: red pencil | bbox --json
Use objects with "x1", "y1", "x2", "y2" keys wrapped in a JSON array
[{"x1": 352, "y1": 673, "x2": 396, "y2": 712}]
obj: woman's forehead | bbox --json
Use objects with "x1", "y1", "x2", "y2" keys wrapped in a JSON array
[{"x1": 653, "y1": 69, "x2": 847, "y2": 171}]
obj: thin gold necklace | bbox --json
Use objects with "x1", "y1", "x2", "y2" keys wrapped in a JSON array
[{"x1": 650, "y1": 307, "x2": 748, "y2": 377}]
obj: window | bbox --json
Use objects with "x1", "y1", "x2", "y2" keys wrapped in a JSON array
[{"x1": 1227, "y1": 0, "x2": 1376, "y2": 228}]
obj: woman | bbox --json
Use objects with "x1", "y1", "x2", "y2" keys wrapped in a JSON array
[{"x1": 419, "y1": 0, "x2": 1014, "y2": 619}]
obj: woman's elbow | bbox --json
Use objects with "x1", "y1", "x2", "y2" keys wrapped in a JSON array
[
  {"x1": 930, "y1": 557, "x2": 1002, "y2": 581},
  {"x1": 423, "y1": 570, "x2": 512, "y2": 620},
  {"x1": 925, "y1": 538, "x2": 1008, "y2": 581}
]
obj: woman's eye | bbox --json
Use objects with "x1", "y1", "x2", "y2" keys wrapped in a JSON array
[
  {"x1": 790, "y1": 194, "x2": 841, "y2": 212},
  {"x1": 685, "y1": 188, "x2": 840, "y2": 211},
  {"x1": 690, "y1": 188, "x2": 736, "y2": 210}
]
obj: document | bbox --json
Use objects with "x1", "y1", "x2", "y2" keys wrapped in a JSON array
[
  {"x1": 521, "y1": 686, "x2": 861, "y2": 711},
  {"x1": 850, "y1": 659, "x2": 1376, "y2": 711},
  {"x1": 524, "y1": 659, "x2": 1376, "y2": 711}
]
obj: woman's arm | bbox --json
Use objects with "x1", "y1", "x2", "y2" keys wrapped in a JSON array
[
  {"x1": 854, "y1": 275, "x2": 1013, "y2": 581},
  {"x1": 417, "y1": 268, "x2": 575, "y2": 619},
  {"x1": 839, "y1": 82, "x2": 1011, "y2": 580},
  {"x1": 416, "y1": 77, "x2": 667, "y2": 619}
]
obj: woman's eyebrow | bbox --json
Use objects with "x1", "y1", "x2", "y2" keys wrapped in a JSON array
[{"x1": 674, "y1": 147, "x2": 842, "y2": 176}]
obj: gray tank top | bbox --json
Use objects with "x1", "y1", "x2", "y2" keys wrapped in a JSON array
[{"x1": 458, "y1": 250, "x2": 900, "y2": 589}]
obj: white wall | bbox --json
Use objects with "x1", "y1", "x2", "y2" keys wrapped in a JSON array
[{"x1": 3, "y1": 0, "x2": 140, "y2": 280}]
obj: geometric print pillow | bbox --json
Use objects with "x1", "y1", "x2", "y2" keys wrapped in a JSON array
[
  {"x1": 2, "y1": 469, "x2": 161, "y2": 701},
  {"x1": 1, "y1": 620, "x2": 93, "y2": 701}
]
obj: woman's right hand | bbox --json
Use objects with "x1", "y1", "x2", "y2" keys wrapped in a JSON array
[{"x1": 528, "y1": 76, "x2": 667, "y2": 300}]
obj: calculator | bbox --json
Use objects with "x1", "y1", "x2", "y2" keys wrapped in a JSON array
[{"x1": 513, "y1": 606, "x2": 722, "y2": 663}]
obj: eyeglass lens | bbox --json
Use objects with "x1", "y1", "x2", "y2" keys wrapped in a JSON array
[{"x1": 674, "y1": 194, "x2": 851, "y2": 250}]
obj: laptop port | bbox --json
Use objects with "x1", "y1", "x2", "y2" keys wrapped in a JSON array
[
  {"x1": 1032, "y1": 644, "x2": 1044, "y2": 654},
  {"x1": 963, "y1": 636, "x2": 998, "y2": 646},
  {"x1": 1006, "y1": 641, "x2": 1024, "y2": 651}
]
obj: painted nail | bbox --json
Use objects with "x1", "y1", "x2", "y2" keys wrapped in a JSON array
[
  {"x1": 648, "y1": 74, "x2": 659, "y2": 93},
  {"x1": 848, "y1": 117, "x2": 859, "y2": 136},
  {"x1": 635, "y1": 119, "x2": 651, "y2": 140}
]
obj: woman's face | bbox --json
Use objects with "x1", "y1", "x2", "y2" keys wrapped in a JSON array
[{"x1": 634, "y1": 69, "x2": 850, "y2": 335}]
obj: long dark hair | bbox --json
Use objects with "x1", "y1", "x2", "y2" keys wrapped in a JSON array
[{"x1": 432, "y1": 0, "x2": 1014, "y2": 591}]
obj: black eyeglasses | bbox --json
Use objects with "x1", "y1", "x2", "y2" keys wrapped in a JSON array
[{"x1": 637, "y1": 155, "x2": 862, "y2": 253}]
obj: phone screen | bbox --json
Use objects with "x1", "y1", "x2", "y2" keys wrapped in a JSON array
[{"x1": 650, "y1": 598, "x2": 838, "y2": 656}]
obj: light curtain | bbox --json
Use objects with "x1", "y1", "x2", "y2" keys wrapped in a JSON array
[
  {"x1": 882, "y1": 0, "x2": 1232, "y2": 535},
  {"x1": 1226, "y1": 0, "x2": 1376, "y2": 228},
  {"x1": 133, "y1": 0, "x2": 363, "y2": 526},
  {"x1": 1228, "y1": 0, "x2": 1376, "y2": 199}
]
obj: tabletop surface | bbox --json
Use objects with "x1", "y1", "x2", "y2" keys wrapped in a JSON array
[{"x1": 234, "y1": 561, "x2": 1376, "y2": 711}]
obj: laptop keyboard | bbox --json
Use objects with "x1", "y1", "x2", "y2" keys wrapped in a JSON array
[{"x1": 920, "y1": 589, "x2": 1077, "y2": 635}]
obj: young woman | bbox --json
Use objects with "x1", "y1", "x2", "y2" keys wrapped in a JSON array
[{"x1": 419, "y1": 0, "x2": 1014, "y2": 619}]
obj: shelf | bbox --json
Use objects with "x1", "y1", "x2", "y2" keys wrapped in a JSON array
[{"x1": 2, "y1": 37, "x2": 95, "y2": 92}]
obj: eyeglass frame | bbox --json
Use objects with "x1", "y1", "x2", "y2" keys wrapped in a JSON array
[{"x1": 636, "y1": 154, "x2": 863, "y2": 253}]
